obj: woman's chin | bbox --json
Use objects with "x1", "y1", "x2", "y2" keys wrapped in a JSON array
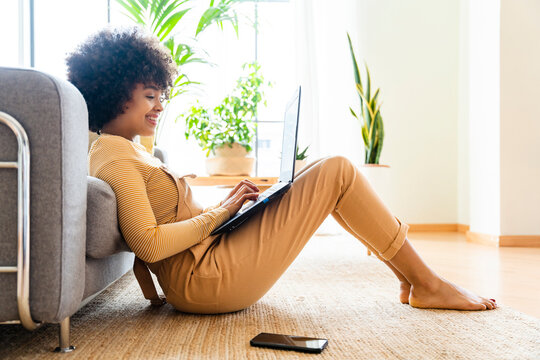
[{"x1": 140, "y1": 130, "x2": 155, "y2": 138}]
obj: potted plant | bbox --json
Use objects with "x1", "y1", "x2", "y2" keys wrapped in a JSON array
[
  {"x1": 181, "y1": 62, "x2": 271, "y2": 176},
  {"x1": 295, "y1": 144, "x2": 310, "y2": 175},
  {"x1": 347, "y1": 32, "x2": 393, "y2": 204},
  {"x1": 115, "y1": 0, "x2": 243, "y2": 153}
]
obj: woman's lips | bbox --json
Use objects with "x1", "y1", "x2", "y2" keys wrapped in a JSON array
[{"x1": 146, "y1": 116, "x2": 158, "y2": 126}]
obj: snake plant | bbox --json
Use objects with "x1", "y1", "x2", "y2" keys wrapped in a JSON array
[{"x1": 347, "y1": 32, "x2": 385, "y2": 165}]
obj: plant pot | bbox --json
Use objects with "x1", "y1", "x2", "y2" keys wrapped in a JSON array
[
  {"x1": 205, "y1": 143, "x2": 255, "y2": 176},
  {"x1": 359, "y1": 164, "x2": 393, "y2": 206},
  {"x1": 295, "y1": 159, "x2": 307, "y2": 176}
]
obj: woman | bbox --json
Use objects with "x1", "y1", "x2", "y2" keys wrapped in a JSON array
[{"x1": 67, "y1": 26, "x2": 497, "y2": 314}]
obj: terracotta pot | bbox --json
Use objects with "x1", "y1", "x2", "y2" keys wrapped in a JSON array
[{"x1": 205, "y1": 143, "x2": 255, "y2": 176}]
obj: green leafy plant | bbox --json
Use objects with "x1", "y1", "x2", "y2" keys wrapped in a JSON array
[
  {"x1": 181, "y1": 62, "x2": 271, "y2": 157},
  {"x1": 116, "y1": 0, "x2": 243, "y2": 144},
  {"x1": 296, "y1": 145, "x2": 309, "y2": 160},
  {"x1": 347, "y1": 32, "x2": 385, "y2": 164}
]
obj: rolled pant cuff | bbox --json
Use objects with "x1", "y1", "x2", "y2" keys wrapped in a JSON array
[{"x1": 379, "y1": 217, "x2": 409, "y2": 261}]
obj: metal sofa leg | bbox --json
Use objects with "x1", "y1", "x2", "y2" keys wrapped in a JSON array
[{"x1": 53, "y1": 317, "x2": 75, "y2": 353}]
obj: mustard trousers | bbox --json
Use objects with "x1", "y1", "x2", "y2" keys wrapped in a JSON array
[{"x1": 162, "y1": 156, "x2": 409, "y2": 314}]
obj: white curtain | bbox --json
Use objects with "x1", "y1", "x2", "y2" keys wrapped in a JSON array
[
  {"x1": 294, "y1": 0, "x2": 363, "y2": 235},
  {"x1": 293, "y1": 0, "x2": 364, "y2": 165}
]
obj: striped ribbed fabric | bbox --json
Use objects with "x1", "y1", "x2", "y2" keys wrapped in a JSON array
[{"x1": 88, "y1": 134, "x2": 230, "y2": 263}]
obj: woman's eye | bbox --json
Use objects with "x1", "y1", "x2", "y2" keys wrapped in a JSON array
[{"x1": 146, "y1": 96, "x2": 155, "y2": 100}]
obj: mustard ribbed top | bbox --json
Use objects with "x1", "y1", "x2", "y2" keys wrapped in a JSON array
[{"x1": 88, "y1": 134, "x2": 230, "y2": 263}]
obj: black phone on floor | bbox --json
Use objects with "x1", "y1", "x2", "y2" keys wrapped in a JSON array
[{"x1": 250, "y1": 332, "x2": 328, "y2": 354}]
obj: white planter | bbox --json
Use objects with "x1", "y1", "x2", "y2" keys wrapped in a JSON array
[
  {"x1": 359, "y1": 164, "x2": 394, "y2": 208},
  {"x1": 205, "y1": 143, "x2": 255, "y2": 176}
]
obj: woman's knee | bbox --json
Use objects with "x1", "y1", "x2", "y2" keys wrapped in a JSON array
[
  {"x1": 319, "y1": 155, "x2": 370, "y2": 193},
  {"x1": 320, "y1": 156, "x2": 356, "y2": 180}
]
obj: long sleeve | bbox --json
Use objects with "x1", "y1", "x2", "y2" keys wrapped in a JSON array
[
  {"x1": 202, "y1": 202, "x2": 223, "y2": 213},
  {"x1": 97, "y1": 159, "x2": 230, "y2": 263}
]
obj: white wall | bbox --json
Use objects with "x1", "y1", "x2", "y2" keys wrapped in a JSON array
[
  {"x1": 457, "y1": 0, "x2": 470, "y2": 226},
  {"x1": 467, "y1": 0, "x2": 501, "y2": 235},
  {"x1": 352, "y1": 0, "x2": 460, "y2": 224},
  {"x1": 500, "y1": 0, "x2": 540, "y2": 235}
]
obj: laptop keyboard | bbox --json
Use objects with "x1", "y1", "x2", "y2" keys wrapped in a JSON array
[{"x1": 239, "y1": 183, "x2": 284, "y2": 212}]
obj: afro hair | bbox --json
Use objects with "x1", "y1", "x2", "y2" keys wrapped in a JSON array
[{"x1": 66, "y1": 26, "x2": 178, "y2": 133}]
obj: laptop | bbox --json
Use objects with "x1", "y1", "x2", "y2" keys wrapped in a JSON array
[{"x1": 210, "y1": 86, "x2": 302, "y2": 235}]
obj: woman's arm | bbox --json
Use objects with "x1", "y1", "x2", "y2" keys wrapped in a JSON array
[
  {"x1": 98, "y1": 159, "x2": 230, "y2": 263},
  {"x1": 202, "y1": 202, "x2": 222, "y2": 213}
]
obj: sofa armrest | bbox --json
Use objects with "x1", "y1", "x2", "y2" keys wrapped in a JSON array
[
  {"x1": 86, "y1": 176, "x2": 130, "y2": 258},
  {"x1": 153, "y1": 146, "x2": 168, "y2": 164}
]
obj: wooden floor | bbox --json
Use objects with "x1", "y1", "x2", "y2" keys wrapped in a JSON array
[{"x1": 403, "y1": 231, "x2": 540, "y2": 318}]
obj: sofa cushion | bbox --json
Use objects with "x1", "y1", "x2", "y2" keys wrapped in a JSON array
[{"x1": 86, "y1": 176, "x2": 131, "y2": 258}]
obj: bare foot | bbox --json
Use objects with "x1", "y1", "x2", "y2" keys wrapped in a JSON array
[
  {"x1": 409, "y1": 276, "x2": 497, "y2": 311},
  {"x1": 399, "y1": 281, "x2": 411, "y2": 304}
]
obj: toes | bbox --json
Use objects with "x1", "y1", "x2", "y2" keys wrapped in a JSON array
[
  {"x1": 482, "y1": 297, "x2": 498, "y2": 309},
  {"x1": 476, "y1": 302, "x2": 487, "y2": 310}
]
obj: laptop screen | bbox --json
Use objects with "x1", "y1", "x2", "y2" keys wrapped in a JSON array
[{"x1": 279, "y1": 87, "x2": 301, "y2": 183}]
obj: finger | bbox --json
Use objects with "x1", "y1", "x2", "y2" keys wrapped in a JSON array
[
  {"x1": 231, "y1": 185, "x2": 252, "y2": 202},
  {"x1": 238, "y1": 184, "x2": 257, "y2": 194},
  {"x1": 241, "y1": 179, "x2": 260, "y2": 192},
  {"x1": 243, "y1": 192, "x2": 260, "y2": 200},
  {"x1": 231, "y1": 182, "x2": 244, "y2": 193}
]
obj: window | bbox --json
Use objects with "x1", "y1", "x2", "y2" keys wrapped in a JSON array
[
  {"x1": 110, "y1": 0, "x2": 296, "y2": 177},
  {"x1": 1, "y1": 0, "x2": 295, "y2": 177},
  {"x1": 34, "y1": 0, "x2": 108, "y2": 79},
  {"x1": 0, "y1": 0, "x2": 26, "y2": 67},
  {"x1": 253, "y1": 0, "x2": 296, "y2": 176}
]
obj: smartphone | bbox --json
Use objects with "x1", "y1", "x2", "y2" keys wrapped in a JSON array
[{"x1": 250, "y1": 332, "x2": 328, "y2": 354}]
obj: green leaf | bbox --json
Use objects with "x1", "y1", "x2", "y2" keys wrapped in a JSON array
[
  {"x1": 196, "y1": 7, "x2": 220, "y2": 36},
  {"x1": 349, "y1": 106, "x2": 358, "y2": 119},
  {"x1": 365, "y1": 62, "x2": 371, "y2": 102},
  {"x1": 370, "y1": 88, "x2": 380, "y2": 108},
  {"x1": 373, "y1": 112, "x2": 384, "y2": 164},
  {"x1": 195, "y1": 1, "x2": 238, "y2": 37},
  {"x1": 116, "y1": 0, "x2": 146, "y2": 24},
  {"x1": 153, "y1": 0, "x2": 188, "y2": 30},
  {"x1": 347, "y1": 32, "x2": 362, "y2": 90},
  {"x1": 361, "y1": 126, "x2": 369, "y2": 147},
  {"x1": 157, "y1": 8, "x2": 190, "y2": 41}
]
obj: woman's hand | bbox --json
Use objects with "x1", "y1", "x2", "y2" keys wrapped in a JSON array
[{"x1": 219, "y1": 180, "x2": 260, "y2": 217}]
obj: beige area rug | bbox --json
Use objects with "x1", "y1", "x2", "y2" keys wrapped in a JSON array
[{"x1": 1, "y1": 236, "x2": 539, "y2": 360}]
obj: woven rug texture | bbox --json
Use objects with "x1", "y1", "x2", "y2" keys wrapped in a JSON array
[{"x1": 1, "y1": 235, "x2": 539, "y2": 359}]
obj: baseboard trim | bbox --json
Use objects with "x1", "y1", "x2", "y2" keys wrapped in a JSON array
[
  {"x1": 466, "y1": 231, "x2": 540, "y2": 247},
  {"x1": 465, "y1": 231, "x2": 499, "y2": 246},
  {"x1": 408, "y1": 224, "x2": 469, "y2": 233},
  {"x1": 382, "y1": 224, "x2": 539, "y2": 247},
  {"x1": 499, "y1": 235, "x2": 540, "y2": 247}
]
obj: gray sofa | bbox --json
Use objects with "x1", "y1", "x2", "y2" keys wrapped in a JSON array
[{"x1": 0, "y1": 67, "x2": 164, "y2": 352}]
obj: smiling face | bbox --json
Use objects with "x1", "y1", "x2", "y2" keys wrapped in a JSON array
[{"x1": 101, "y1": 83, "x2": 164, "y2": 141}]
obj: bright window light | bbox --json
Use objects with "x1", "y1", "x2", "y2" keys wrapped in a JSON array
[
  {"x1": 0, "y1": 1, "x2": 21, "y2": 67},
  {"x1": 34, "y1": 0, "x2": 108, "y2": 79}
]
